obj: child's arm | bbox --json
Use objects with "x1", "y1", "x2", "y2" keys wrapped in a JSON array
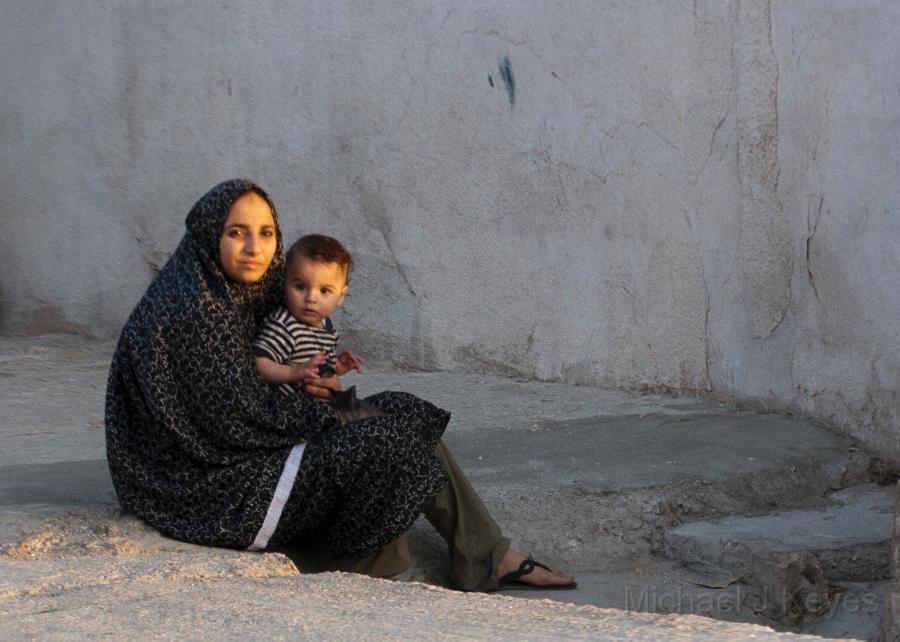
[
  {"x1": 256, "y1": 352, "x2": 330, "y2": 386},
  {"x1": 334, "y1": 351, "x2": 364, "y2": 376}
]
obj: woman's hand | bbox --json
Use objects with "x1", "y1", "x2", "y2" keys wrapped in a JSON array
[{"x1": 303, "y1": 373, "x2": 342, "y2": 400}]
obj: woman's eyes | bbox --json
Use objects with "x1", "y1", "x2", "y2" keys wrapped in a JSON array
[{"x1": 225, "y1": 228, "x2": 275, "y2": 239}]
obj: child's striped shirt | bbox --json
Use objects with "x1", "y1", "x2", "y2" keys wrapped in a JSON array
[{"x1": 252, "y1": 305, "x2": 338, "y2": 394}]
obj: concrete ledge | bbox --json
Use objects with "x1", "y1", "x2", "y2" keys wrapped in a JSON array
[
  {"x1": 0, "y1": 334, "x2": 875, "y2": 639},
  {"x1": 664, "y1": 485, "x2": 893, "y2": 623},
  {"x1": 879, "y1": 482, "x2": 900, "y2": 642}
]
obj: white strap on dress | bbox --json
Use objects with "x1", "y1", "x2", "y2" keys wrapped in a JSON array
[{"x1": 247, "y1": 443, "x2": 306, "y2": 551}]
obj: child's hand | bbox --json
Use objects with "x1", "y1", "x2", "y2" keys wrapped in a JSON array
[
  {"x1": 290, "y1": 352, "x2": 330, "y2": 382},
  {"x1": 334, "y1": 351, "x2": 363, "y2": 375}
]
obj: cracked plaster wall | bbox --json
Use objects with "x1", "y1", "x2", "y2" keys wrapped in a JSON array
[{"x1": 1, "y1": 1, "x2": 897, "y2": 460}]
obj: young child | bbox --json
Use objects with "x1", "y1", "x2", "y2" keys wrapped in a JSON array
[{"x1": 252, "y1": 234, "x2": 363, "y2": 395}]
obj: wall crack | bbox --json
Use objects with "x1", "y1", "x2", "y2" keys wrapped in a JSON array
[{"x1": 806, "y1": 196, "x2": 823, "y2": 302}]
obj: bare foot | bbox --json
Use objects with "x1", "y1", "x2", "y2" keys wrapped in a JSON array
[{"x1": 497, "y1": 549, "x2": 576, "y2": 588}]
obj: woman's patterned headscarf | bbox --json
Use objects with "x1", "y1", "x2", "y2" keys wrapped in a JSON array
[
  {"x1": 105, "y1": 179, "x2": 339, "y2": 547},
  {"x1": 185, "y1": 179, "x2": 283, "y2": 310}
]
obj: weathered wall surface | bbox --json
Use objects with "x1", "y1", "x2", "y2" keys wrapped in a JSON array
[{"x1": 1, "y1": 1, "x2": 897, "y2": 460}]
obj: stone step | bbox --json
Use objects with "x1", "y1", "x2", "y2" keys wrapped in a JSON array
[
  {"x1": 662, "y1": 484, "x2": 893, "y2": 623},
  {"x1": 355, "y1": 372, "x2": 867, "y2": 569},
  {"x1": 0, "y1": 335, "x2": 879, "y2": 639}
]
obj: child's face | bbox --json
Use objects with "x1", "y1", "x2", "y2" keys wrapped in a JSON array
[{"x1": 285, "y1": 257, "x2": 348, "y2": 326}]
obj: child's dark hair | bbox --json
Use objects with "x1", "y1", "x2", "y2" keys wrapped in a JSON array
[{"x1": 285, "y1": 234, "x2": 354, "y2": 281}]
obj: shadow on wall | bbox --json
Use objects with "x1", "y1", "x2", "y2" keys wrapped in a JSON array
[{"x1": 0, "y1": 302, "x2": 87, "y2": 337}]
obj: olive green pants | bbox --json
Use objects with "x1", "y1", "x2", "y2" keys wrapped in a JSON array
[{"x1": 335, "y1": 440, "x2": 510, "y2": 591}]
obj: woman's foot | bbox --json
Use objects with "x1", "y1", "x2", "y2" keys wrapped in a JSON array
[{"x1": 496, "y1": 549, "x2": 576, "y2": 588}]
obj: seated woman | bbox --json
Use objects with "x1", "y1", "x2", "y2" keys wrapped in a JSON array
[{"x1": 105, "y1": 179, "x2": 575, "y2": 591}]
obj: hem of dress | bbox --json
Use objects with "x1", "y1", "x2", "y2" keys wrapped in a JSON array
[{"x1": 247, "y1": 443, "x2": 305, "y2": 551}]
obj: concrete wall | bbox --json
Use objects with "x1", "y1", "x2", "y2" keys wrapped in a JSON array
[{"x1": 1, "y1": 1, "x2": 897, "y2": 461}]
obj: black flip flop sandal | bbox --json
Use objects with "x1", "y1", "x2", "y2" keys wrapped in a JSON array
[{"x1": 493, "y1": 556, "x2": 578, "y2": 591}]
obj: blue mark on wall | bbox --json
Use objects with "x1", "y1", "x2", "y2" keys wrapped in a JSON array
[{"x1": 498, "y1": 56, "x2": 515, "y2": 107}]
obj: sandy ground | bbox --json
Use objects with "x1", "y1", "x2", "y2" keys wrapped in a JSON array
[{"x1": 0, "y1": 334, "x2": 872, "y2": 640}]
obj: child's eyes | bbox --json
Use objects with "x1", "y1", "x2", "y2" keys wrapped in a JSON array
[{"x1": 321, "y1": 289, "x2": 332, "y2": 295}]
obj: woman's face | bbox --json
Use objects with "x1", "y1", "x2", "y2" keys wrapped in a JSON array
[{"x1": 218, "y1": 192, "x2": 278, "y2": 283}]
